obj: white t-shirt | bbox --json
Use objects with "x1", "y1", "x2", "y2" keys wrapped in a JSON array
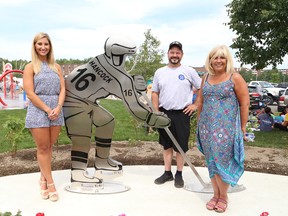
[{"x1": 152, "y1": 65, "x2": 202, "y2": 110}]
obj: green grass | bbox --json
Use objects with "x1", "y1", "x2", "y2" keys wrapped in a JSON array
[
  {"x1": 98, "y1": 99, "x2": 158, "y2": 141},
  {"x1": 0, "y1": 99, "x2": 158, "y2": 153},
  {"x1": 245, "y1": 129, "x2": 288, "y2": 148},
  {"x1": 1, "y1": 99, "x2": 287, "y2": 153}
]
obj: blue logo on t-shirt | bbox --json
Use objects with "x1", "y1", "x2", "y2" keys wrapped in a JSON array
[{"x1": 178, "y1": 74, "x2": 185, "y2": 80}]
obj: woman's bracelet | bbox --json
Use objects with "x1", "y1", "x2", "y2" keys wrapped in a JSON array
[{"x1": 57, "y1": 103, "x2": 62, "y2": 108}]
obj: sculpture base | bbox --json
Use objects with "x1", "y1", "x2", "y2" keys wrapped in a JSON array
[
  {"x1": 184, "y1": 182, "x2": 246, "y2": 193},
  {"x1": 94, "y1": 169, "x2": 123, "y2": 179},
  {"x1": 65, "y1": 181, "x2": 130, "y2": 194}
]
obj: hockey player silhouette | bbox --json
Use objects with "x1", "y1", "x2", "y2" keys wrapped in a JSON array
[{"x1": 63, "y1": 35, "x2": 170, "y2": 187}]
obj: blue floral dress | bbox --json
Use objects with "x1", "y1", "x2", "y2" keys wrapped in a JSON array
[
  {"x1": 197, "y1": 75, "x2": 245, "y2": 186},
  {"x1": 25, "y1": 62, "x2": 64, "y2": 128}
]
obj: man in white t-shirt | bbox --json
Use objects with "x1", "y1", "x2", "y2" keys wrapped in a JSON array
[{"x1": 151, "y1": 41, "x2": 202, "y2": 188}]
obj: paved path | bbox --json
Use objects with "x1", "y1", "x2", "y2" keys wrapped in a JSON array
[{"x1": 0, "y1": 166, "x2": 287, "y2": 216}]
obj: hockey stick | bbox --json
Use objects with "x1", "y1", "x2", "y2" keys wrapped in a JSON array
[{"x1": 140, "y1": 91, "x2": 208, "y2": 188}]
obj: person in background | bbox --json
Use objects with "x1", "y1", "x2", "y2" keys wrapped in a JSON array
[
  {"x1": 279, "y1": 106, "x2": 288, "y2": 121},
  {"x1": 151, "y1": 41, "x2": 202, "y2": 188},
  {"x1": 274, "y1": 105, "x2": 288, "y2": 131},
  {"x1": 192, "y1": 87, "x2": 197, "y2": 104},
  {"x1": 14, "y1": 81, "x2": 20, "y2": 97},
  {"x1": 23, "y1": 32, "x2": 65, "y2": 202},
  {"x1": 196, "y1": 45, "x2": 249, "y2": 213},
  {"x1": 256, "y1": 107, "x2": 274, "y2": 131}
]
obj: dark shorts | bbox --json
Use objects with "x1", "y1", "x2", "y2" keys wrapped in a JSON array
[
  {"x1": 274, "y1": 122, "x2": 288, "y2": 131},
  {"x1": 158, "y1": 107, "x2": 190, "y2": 153}
]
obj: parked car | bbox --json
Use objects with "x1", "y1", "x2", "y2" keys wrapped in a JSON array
[
  {"x1": 277, "y1": 87, "x2": 288, "y2": 112},
  {"x1": 248, "y1": 85, "x2": 268, "y2": 111},
  {"x1": 276, "y1": 82, "x2": 288, "y2": 89},
  {"x1": 270, "y1": 83, "x2": 278, "y2": 87},
  {"x1": 249, "y1": 81, "x2": 285, "y2": 105}
]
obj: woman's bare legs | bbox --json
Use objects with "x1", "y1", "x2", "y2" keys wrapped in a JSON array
[
  {"x1": 211, "y1": 176, "x2": 220, "y2": 198},
  {"x1": 213, "y1": 174, "x2": 229, "y2": 212},
  {"x1": 214, "y1": 174, "x2": 229, "y2": 201},
  {"x1": 31, "y1": 126, "x2": 62, "y2": 198},
  {"x1": 207, "y1": 175, "x2": 229, "y2": 211},
  {"x1": 206, "y1": 177, "x2": 220, "y2": 210}
]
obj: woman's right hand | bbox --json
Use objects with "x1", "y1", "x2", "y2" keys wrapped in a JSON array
[{"x1": 47, "y1": 109, "x2": 58, "y2": 121}]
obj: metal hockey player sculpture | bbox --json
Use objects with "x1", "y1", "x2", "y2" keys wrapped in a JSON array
[{"x1": 63, "y1": 35, "x2": 170, "y2": 193}]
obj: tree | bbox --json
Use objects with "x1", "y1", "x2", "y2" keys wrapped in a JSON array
[
  {"x1": 57, "y1": 58, "x2": 90, "y2": 65},
  {"x1": 126, "y1": 29, "x2": 165, "y2": 81},
  {"x1": 238, "y1": 68, "x2": 254, "y2": 82},
  {"x1": 226, "y1": 0, "x2": 288, "y2": 69},
  {"x1": 257, "y1": 69, "x2": 282, "y2": 83}
]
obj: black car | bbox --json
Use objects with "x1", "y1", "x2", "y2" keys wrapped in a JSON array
[{"x1": 276, "y1": 82, "x2": 288, "y2": 89}]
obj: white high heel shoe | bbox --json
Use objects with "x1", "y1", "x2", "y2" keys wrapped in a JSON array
[
  {"x1": 47, "y1": 183, "x2": 59, "y2": 202},
  {"x1": 39, "y1": 180, "x2": 49, "y2": 200}
]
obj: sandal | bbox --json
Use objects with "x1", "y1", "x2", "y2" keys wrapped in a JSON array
[
  {"x1": 206, "y1": 197, "x2": 218, "y2": 210},
  {"x1": 47, "y1": 183, "x2": 59, "y2": 202},
  {"x1": 215, "y1": 198, "x2": 228, "y2": 213},
  {"x1": 39, "y1": 180, "x2": 49, "y2": 200}
]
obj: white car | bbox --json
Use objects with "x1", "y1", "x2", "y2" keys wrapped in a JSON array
[
  {"x1": 249, "y1": 81, "x2": 285, "y2": 105},
  {"x1": 278, "y1": 87, "x2": 288, "y2": 112}
]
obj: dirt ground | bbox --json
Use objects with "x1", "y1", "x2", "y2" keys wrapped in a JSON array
[{"x1": 0, "y1": 141, "x2": 288, "y2": 177}]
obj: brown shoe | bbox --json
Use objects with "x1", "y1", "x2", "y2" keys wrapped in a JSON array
[{"x1": 214, "y1": 198, "x2": 228, "y2": 213}]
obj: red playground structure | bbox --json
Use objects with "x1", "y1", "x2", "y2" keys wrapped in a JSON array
[{"x1": 0, "y1": 69, "x2": 24, "y2": 107}]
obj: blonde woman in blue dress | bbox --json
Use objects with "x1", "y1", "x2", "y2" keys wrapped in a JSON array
[
  {"x1": 23, "y1": 32, "x2": 65, "y2": 202},
  {"x1": 197, "y1": 45, "x2": 249, "y2": 213}
]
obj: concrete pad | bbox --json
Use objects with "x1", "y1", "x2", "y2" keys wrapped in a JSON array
[{"x1": 0, "y1": 166, "x2": 287, "y2": 216}]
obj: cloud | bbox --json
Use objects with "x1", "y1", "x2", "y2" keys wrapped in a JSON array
[
  {"x1": 0, "y1": 0, "x2": 35, "y2": 6},
  {"x1": 0, "y1": 0, "x2": 286, "y2": 69}
]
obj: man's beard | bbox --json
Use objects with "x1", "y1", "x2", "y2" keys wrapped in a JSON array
[{"x1": 169, "y1": 58, "x2": 180, "y2": 64}]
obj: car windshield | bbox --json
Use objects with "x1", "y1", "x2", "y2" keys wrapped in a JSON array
[
  {"x1": 260, "y1": 82, "x2": 274, "y2": 88},
  {"x1": 248, "y1": 86, "x2": 257, "y2": 93}
]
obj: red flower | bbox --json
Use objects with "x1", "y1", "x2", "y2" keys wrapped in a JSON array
[{"x1": 36, "y1": 213, "x2": 45, "y2": 216}]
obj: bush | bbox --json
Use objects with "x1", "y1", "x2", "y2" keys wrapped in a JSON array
[{"x1": 2, "y1": 118, "x2": 29, "y2": 155}]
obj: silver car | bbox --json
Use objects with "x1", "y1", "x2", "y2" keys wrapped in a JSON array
[{"x1": 278, "y1": 87, "x2": 288, "y2": 112}]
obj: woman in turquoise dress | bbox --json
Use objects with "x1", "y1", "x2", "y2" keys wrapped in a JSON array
[{"x1": 197, "y1": 45, "x2": 249, "y2": 213}]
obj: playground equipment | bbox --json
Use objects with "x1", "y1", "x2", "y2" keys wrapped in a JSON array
[{"x1": 0, "y1": 69, "x2": 24, "y2": 107}]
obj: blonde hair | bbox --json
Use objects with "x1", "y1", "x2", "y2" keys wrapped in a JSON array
[
  {"x1": 31, "y1": 32, "x2": 58, "y2": 74},
  {"x1": 205, "y1": 45, "x2": 234, "y2": 75}
]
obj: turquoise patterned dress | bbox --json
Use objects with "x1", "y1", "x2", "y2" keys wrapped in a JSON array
[{"x1": 196, "y1": 75, "x2": 245, "y2": 186}]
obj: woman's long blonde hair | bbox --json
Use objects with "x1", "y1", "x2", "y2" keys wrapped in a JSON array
[
  {"x1": 205, "y1": 45, "x2": 235, "y2": 75},
  {"x1": 31, "y1": 32, "x2": 58, "y2": 74}
]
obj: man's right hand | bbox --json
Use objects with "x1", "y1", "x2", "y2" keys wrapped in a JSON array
[{"x1": 146, "y1": 112, "x2": 171, "y2": 128}]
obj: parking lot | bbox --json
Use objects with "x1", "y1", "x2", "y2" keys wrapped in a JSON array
[{"x1": 269, "y1": 104, "x2": 278, "y2": 113}]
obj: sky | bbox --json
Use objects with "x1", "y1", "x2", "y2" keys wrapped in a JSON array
[{"x1": 0, "y1": 0, "x2": 287, "y2": 69}]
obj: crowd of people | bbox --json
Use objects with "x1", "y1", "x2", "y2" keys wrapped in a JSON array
[
  {"x1": 21, "y1": 31, "x2": 287, "y2": 214},
  {"x1": 256, "y1": 105, "x2": 288, "y2": 132}
]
